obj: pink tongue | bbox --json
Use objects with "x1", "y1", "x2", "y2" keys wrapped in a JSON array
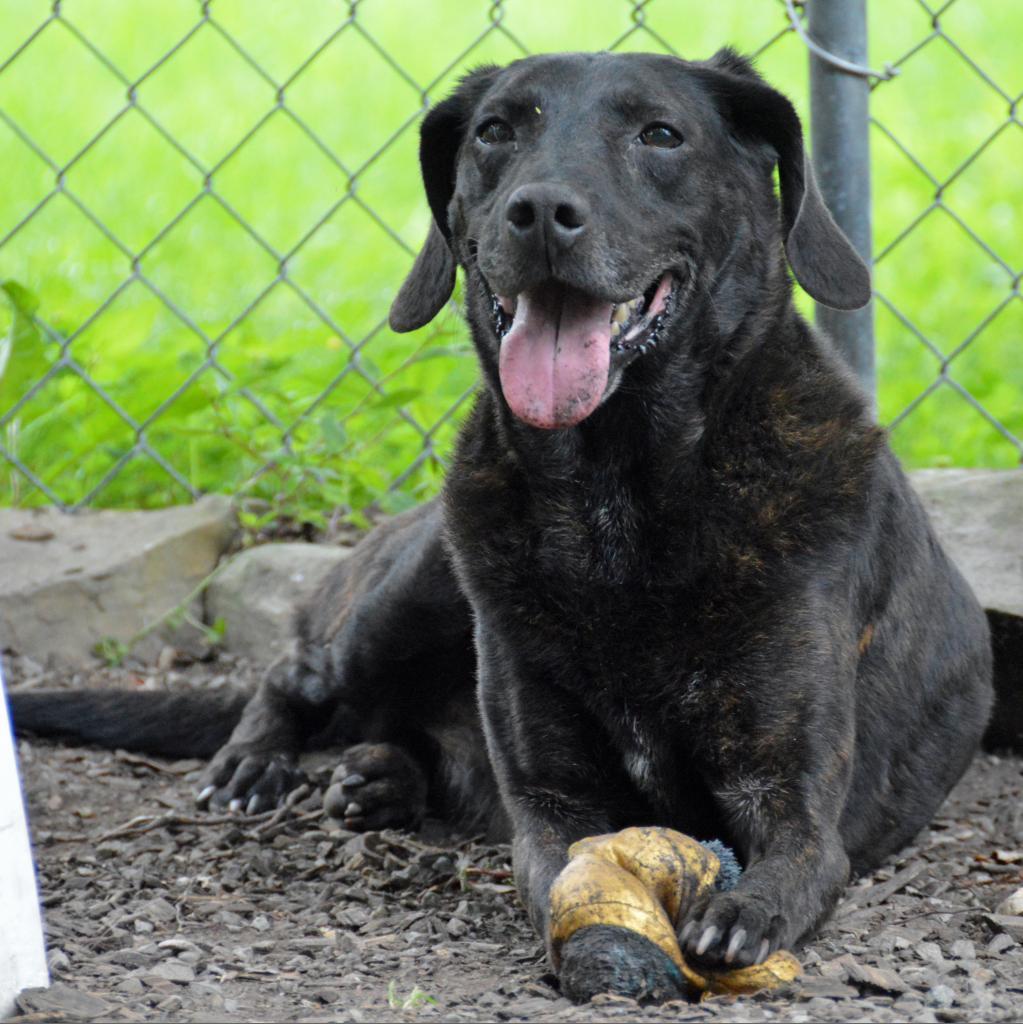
[{"x1": 498, "y1": 284, "x2": 613, "y2": 429}]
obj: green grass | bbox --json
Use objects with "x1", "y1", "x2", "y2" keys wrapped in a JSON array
[{"x1": 1, "y1": 0, "x2": 1020, "y2": 519}]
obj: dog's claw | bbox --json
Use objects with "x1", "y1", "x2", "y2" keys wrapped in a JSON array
[
  {"x1": 228, "y1": 798, "x2": 244, "y2": 813},
  {"x1": 246, "y1": 794, "x2": 261, "y2": 816},
  {"x1": 325, "y1": 742, "x2": 429, "y2": 832},
  {"x1": 757, "y1": 938, "x2": 770, "y2": 964},
  {"x1": 725, "y1": 927, "x2": 746, "y2": 964},
  {"x1": 679, "y1": 921, "x2": 695, "y2": 945},
  {"x1": 695, "y1": 925, "x2": 719, "y2": 957},
  {"x1": 196, "y1": 785, "x2": 215, "y2": 805}
]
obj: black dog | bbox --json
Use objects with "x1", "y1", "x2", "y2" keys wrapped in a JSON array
[{"x1": 12, "y1": 50, "x2": 993, "y2": 996}]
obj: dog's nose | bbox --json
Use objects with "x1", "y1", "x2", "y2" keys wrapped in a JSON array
[{"x1": 505, "y1": 184, "x2": 589, "y2": 250}]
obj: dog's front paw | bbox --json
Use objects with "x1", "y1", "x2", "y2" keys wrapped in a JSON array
[
  {"x1": 196, "y1": 744, "x2": 305, "y2": 814},
  {"x1": 324, "y1": 742, "x2": 427, "y2": 831},
  {"x1": 679, "y1": 892, "x2": 784, "y2": 971}
]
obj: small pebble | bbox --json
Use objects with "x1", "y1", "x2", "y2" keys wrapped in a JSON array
[
  {"x1": 926, "y1": 983, "x2": 956, "y2": 1007},
  {"x1": 46, "y1": 949, "x2": 70, "y2": 973},
  {"x1": 949, "y1": 939, "x2": 975, "y2": 960},
  {"x1": 995, "y1": 887, "x2": 1023, "y2": 916}
]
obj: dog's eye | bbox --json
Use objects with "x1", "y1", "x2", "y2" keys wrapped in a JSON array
[
  {"x1": 477, "y1": 119, "x2": 514, "y2": 145},
  {"x1": 638, "y1": 124, "x2": 683, "y2": 149}
]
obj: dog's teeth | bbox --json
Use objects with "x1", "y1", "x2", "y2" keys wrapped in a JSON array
[
  {"x1": 610, "y1": 321, "x2": 622, "y2": 338},
  {"x1": 612, "y1": 304, "x2": 629, "y2": 324}
]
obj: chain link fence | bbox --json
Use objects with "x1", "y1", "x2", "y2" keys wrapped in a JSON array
[
  {"x1": 0, "y1": 0, "x2": 1020, "y2": 520},
  {"x1": 868, "y1": 1, "x2": 1022, "y2": 461}
]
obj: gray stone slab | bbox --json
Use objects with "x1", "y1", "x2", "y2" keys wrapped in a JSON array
[
  {"x1": 0, "y1": 497, "x2": 235, "y2": 665},
  {"x1": 205, "y1": 542, "x2": 351, "y2": 666},
  {"x1": 910, "y1": 469, "x2": 1023, "y2": 618}
]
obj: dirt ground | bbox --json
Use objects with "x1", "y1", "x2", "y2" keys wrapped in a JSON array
[{"x1": 5, "y1": 650, "x2": 1023, "y2": 1024}]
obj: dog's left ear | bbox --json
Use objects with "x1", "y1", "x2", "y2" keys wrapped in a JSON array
[
  {"x1": 702, "y1": 51, "x2": 871, "y2": 311},
  {"x1": 390, "y1": 67, "x2": 500, "y2": 333}
]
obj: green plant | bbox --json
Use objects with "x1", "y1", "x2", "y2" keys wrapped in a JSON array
[
  {"x1": 386, "y1": 980, "x2": 438, "y2": 1011},
  {"x1": 92, "y1": 563, "x2": 229, "y2": 666}
]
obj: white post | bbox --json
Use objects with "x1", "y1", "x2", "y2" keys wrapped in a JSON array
[{"x1": 0, "y1": 660, "x2": 49, "y2": 1016}]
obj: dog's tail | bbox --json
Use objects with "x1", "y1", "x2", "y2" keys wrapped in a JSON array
[
  {"x1": 987, "y1": 610, "x2": 1023, "y2": 753},
  {"x1": 8, "y1": 688, "x2": 249, "y2": 759}
]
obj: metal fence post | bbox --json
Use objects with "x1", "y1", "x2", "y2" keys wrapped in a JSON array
[{"x1": 807, "y1": 0, "x2": 875, "y2": 401}]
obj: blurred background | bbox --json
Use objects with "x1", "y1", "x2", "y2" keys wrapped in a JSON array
[{"x1": 1, "y1": 0, "x2": 1020, "y2": 532}]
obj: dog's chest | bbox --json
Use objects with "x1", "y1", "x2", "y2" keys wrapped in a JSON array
[
  {"x1": 449, "y1": 444, "x2": 774, "y2": 685},
  {"x1": 459, "y1": 474, "x2": 705, "y2": 675},
  {"x1": 617, "y1": 711, "x2": 660, "y2": 796},
  {"x1": 594, "y1": 697, "x2": 713, "y2": 826},
  {"x1": 533, "y1": 483, "x2": 652, "y2": 587}
]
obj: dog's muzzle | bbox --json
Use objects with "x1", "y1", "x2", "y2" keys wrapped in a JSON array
[{"x1": 489, "y1": 272, "x2": 677, "y2": 430}]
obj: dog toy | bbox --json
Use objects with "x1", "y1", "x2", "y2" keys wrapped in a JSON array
[{"x1": 548, "y1": 826, "x2": 800, "y2": 1003}]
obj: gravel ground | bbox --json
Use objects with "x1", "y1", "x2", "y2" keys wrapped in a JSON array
[{"x1": 5, "y1": 651, "x2": 1023, "y2": 1024}]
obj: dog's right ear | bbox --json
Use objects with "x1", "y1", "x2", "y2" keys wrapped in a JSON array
[
  {"x1": 389, "y1": 221, "x2": 456, "y2": 333},
  {"x1": 390, "y1": 67, "x2": 499, "y2": 333}
]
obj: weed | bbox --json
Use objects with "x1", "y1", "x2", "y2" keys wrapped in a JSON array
[{"x1": 386, "y1": 980, "x2": 438, "y2": 1011}]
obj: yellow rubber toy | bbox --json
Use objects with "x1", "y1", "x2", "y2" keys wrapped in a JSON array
[{"x1": 548, "y1": 826, "x2": 801, "y2": 999}]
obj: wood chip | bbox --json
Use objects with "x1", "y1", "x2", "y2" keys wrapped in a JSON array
[
  {"x1": 844, "y1": 864, "x2": 927, "y2": 909},
  {"x1": 845, "y1": 961, "x2": 911, "y2": 994}
]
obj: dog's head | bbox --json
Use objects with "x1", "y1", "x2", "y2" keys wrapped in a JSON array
[{"x1": 390, "y1": 51, "x2": 870, "y2": 430}]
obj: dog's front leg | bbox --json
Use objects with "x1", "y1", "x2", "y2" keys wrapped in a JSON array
[
  {"x1": 475, "y1": 644, "x2": 615, "y2": 934},
  {"x1": 680, "y1": 659, "x2": 857, "y2": 971},
  {"x1": 196, "y1": 657, "x2": 311, "y2": 813},
  {"x1": 476, "y1": 641, "x2": 698, "y2": 1003}
]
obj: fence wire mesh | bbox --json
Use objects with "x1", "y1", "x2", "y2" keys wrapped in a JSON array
[
  {"x1": 0, "y1": 0, "x2": 1019, "y2": 521},
  {"x1": 868, "y1": 0, "x2": 1022, "y2": 462}
]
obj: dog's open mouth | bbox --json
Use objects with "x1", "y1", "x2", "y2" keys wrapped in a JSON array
[{"x1": 489, "y1": 273, "x2": 677, "y2": 429}]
